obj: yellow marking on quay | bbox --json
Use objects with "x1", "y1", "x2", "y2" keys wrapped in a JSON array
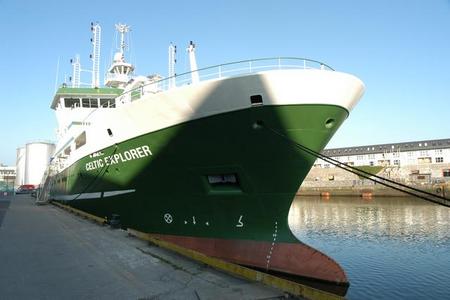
[
  {"x1": 128, "y1": 229, "x2": 344, "y2": 300},
  {"x1": 51, "y1": 201, "x2": 344, "y2": 300},
  {"x1": 52, "y1": 201, "x2": 106, "y2": 225}
]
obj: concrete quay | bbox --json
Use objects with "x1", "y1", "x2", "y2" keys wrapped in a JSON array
[
  {"x1": 299, "y1": 164, "x2": 450, "y2": 202},
  {"x1": 0, "y1": 194, "x2": 286, "y2": 300}
]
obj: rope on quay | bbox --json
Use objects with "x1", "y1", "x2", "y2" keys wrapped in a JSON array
[{"x1": 265, "y1": 125, "x2": 450, "y2": 207}]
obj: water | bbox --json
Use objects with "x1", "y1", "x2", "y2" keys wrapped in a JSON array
[{"x1": 288, "y1": 196, "x2": 450, "y2": 300}]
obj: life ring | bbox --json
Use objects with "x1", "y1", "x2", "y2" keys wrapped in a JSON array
[{"x1": 436, "y1": 187, "x2": 442, "y2": 194}]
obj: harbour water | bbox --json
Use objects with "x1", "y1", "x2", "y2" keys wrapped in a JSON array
[{"x1": 289, "y1": 196, "x2": 450, "y2": 299}]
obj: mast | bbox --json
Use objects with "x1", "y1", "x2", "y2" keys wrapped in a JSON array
[
  {"x1": 187, "y1": 41, "x2": 199, "y2": 84},
  {"x1": 70, "y1": 55, "x2": 81, "y2": 88},
  {"x1": 105, "y1": 24, "x2": 134, "y2": 88},
  {"x1": 116, "y1": 23, "x2": 130, "y2": 54},
  {"x1": 90, "y1": 23, "x2": 101, "y2": 88},
  {"x1": 168, "y1": 43, "x2": 177, "y2": 88}
]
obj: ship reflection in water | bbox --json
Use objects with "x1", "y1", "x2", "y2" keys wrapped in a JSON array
[{"x1": 289, "y1": 196, "x2": 450, "y2": 300}]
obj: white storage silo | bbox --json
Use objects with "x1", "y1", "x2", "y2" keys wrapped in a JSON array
[
  {"x1": 14, "y1": 146, "x2": 26, "y2": 188},
  {"x1": 24, "y1": 142, "x2": 56, "y2": 186}
]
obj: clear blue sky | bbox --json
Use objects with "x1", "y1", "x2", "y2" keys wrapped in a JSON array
[{"x1": 1, "y1": 0, "x2": 450, "y2": 166}]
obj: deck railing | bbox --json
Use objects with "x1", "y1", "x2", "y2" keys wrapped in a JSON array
[{"x1": 117, "y1": 57, "x2": 333, "y2": 103}]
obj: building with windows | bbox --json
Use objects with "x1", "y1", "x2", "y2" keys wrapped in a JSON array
[
  {"x1": 312, "y1": 138, "x2": 450, "y2": 181},
  {"x1": 0, "y1": 164, "x2": 16, "y2": 192}
]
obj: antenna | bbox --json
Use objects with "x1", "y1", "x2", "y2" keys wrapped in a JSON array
[
  {"x1": 168, "y1": 43, "x2": 177, "y2": 88},
  {"x1": 115, "y1": 23, "x2": 130, "y2": 54},
  {"x1": 91, "y1": 22, "x2": 101, "y2": 88},
  {"x1": 187, "y1": 41, "x2": 199, "y2": 84},
  {"x1": 54, "y1": 56, "x2": 60, "y2": 93},
  {"x1": 71, "y1": 54, "x2": 81, "y2": 88}
]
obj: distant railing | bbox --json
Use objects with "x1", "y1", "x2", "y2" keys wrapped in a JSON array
[{"x1": 117, "y1": 57, "x2": 334, "y2": 103}]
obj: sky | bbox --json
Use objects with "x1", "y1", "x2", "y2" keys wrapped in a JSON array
[{"x1": 1, "y1": 0, "x2": 450, "y2": 166}]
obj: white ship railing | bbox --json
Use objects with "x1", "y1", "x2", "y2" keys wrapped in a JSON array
[{"x1": 118, "y1": 57, "x2": 333, "y2": 103}]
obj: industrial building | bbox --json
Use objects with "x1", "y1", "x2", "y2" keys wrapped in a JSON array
[
  {"x1": 312, "y1": 138, "x2": 450, "y2": 181},
  {"x1": 14, "y1": 141, "x2": 55, "y2": 188}
]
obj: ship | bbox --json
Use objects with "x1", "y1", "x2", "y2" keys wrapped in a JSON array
[{"x1": 41, "y1": 23, "x2": 364, "y2": 290}]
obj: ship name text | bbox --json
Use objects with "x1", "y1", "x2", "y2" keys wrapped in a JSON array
[{"x1": 85, "y1": 145, "x2": 152, "y2": 171}]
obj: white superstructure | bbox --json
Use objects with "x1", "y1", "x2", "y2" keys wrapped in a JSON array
[{"x1": 49, "y1": 23, "x2": 364, "y2": 177}]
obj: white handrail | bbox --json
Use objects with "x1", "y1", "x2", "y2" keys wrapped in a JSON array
[{"x1": 120, "y1": 57, "x2": 333, "y2": 101}]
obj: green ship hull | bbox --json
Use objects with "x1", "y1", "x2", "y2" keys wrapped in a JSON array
[{"x1": 49, "y1": 104, "x2": 350, "y2": 285}]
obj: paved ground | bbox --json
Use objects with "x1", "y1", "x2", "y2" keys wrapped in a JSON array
[
  {"x1": 0, "y1": 195, "x2": 285, "y2": 299},
  {"x1": 0, "y1": 198, "x2": 10, "y2": 227}
]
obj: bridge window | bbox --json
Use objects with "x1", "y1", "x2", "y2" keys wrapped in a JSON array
[
  {"x1": 81, "y1": 98, "x2": 100, "y2": 108},
  {"x1": 100, "y1": 99, "x2": 115, "y2": 108},
  {"x1": 64, "y1": 98, "x2": 81, "y2": 108},
  {"x1": 82, "y1": 98, "x2": 90, "y2": 108},
  {"x1": 90, "y1": 98, "x2": 99, "y2": 108}
]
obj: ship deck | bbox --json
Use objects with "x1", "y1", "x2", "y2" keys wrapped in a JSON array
[{"x1": 0, "y1": 194, "x2": 287, "y2": 299}]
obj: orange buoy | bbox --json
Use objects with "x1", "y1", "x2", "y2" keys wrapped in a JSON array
[
  {"x1": 361, "y1": 192, "x2": 373, "y2": 199},
  {"x1": 320, "y1": 191, "x2": 331, "y2": 198}
]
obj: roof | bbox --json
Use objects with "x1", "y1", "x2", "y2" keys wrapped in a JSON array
[
  {"x1": 51, "y1": 87, "x2": 123, "y2": 109},
  {"x1": 323, "y1": 138, "x2": 450, "y2": 157}
]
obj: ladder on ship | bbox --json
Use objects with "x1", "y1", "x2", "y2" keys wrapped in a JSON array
[{"x1": 36, "y1": 167, "x2": 54, "y2": 205}]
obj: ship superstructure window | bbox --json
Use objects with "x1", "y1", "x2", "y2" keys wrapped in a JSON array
[
  {"x1": 100, "y1": 99, "x2": 116, "y2": 108},
  {"x1": 90, "y1": 98, "x2": 99, "y2": 108},
  {"x1": 63, "y1": 147, "x2": 71, "y2": 156},
  {"x1": 82, "y1": 98, "x2": 90, "y2": 108},
  {"x1": 436, "y1": 157, "x2": 444, "y2": 163},
  {"x1": 443, "y1": 169, "x2": 450, "y2": 177},
  {"x1": 65, "y1": 98, "x2": 81, "y2": 108},
  {"x1": 75, "y1": 132, "x2": 86, "y2": 149},
  {"x1": 81, "y1": 98, "x2": 100, "y2": 108}
]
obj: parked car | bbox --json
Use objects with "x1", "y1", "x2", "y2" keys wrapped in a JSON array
[{"x1": 16, "y1": 185, "x2": 36, "y2": 194}]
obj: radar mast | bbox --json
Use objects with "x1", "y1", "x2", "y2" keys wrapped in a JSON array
[{"x1": 105, "y1": 23, "x2": 134, "y2": 88}]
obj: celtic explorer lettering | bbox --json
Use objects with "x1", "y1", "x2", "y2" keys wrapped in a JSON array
[{"x1": 85, "y1": 145, "x2": 152, "y2": 171}]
